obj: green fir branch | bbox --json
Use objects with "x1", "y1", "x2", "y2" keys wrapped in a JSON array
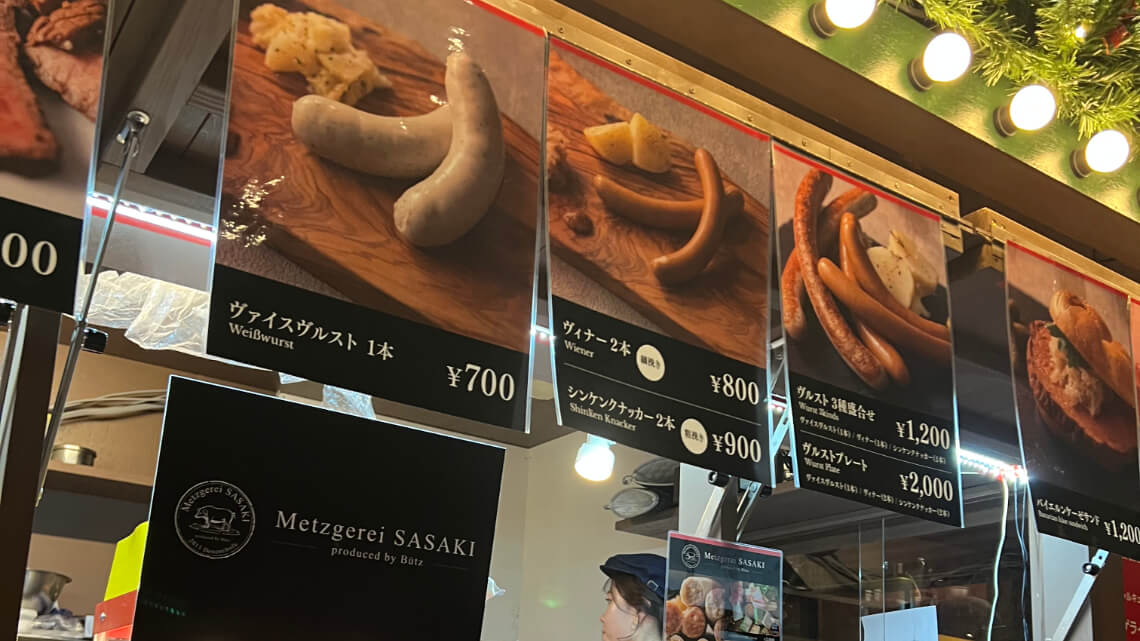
[{"x1": 914, "y1": 0, "x2": 1139, "y2": 137}]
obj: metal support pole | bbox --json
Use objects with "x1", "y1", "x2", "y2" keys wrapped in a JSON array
[
  {"x1": 0, "y1": 302, "x2": 26, "y2": 490},
  {"x1": 35, "y1": 110, "x2": 149, "y2": 504},
  {"x1": 1049, "y1": 549, "x2": 1109, "y2": 641},
  {"x1": 695, "y1": 474, "x2": 729, "y2": 538},
  {"x1": 0, "y1": 307, "x2": 61, "y2": 639}
]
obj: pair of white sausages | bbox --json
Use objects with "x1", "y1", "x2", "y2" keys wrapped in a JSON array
[{"x1": 290, "y1": 52, "x2": 505, "y2": 247}]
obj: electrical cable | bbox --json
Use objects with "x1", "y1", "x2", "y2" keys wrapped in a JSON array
[
  {"x1": 988, "y1": 476, "x2": 1010, "y2": 641},
  {"x1": 1014, "y1": 481, "x2": 1030, "y2": 641},
  {"x1": 57, "y1": 389, "x2": 166, "y2": 424}
]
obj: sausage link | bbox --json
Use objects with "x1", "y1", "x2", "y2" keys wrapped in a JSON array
[
  {"x1": 793, "y1": 170, "x2": 887, "y2": 390},
  {"x1": 841, "y1": 243, "x2": 910, "y2": 386},
  {"x1": 593, "y1": 174, "x2": 743, "y2": 232},
  {"x1": 651, "y1": 149, "x2": 726, "y2": 284},
  {"x1": 839, "y1": 213, "x2": 951, "y2": 341},
  {"x1": 394, "y1": 52, "x2": 504, "y2": 247},
  {"x1": 818, "y1": 257, "x2": 951, "y2": 365},
  {"x1": 291, "y1": 95, "x2": 451, "y2": 179},
  {"x1": 780, "y1": 189, "x2": 874, "y2": 342},
  {"x1": 780, "y1": 250, "x2": 807, "y2": 340},
  {"x1": 819, "y1": 189, "x2": 876, "y2": 255}
]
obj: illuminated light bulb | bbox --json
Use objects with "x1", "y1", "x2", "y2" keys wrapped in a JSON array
[
  {"x1": 809, "y1": 0, "x2": 875, "y2": 37},
  {"x1": 574, "y1": 435, "x2": 615, "y2": 481},
  {"x1": 909, "y1": 32, "x2": 972, "y2": 90},
  {"x1": 1072, "y1": 129, "x2": 1130, "y2": 177},
  {"x1": 1074, "y1": 24, "x2": 1088, "y2": 40},
  {"x1": 993, "y1": 84, "x2": 1056, "y2": 136}
]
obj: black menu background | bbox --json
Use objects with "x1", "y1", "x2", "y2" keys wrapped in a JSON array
[
  {"x1": 133, "y1": 377, "x2": 504, "y2": 641},
  {"x1": 0, "y1": 197, "x2": 81, "y2": 313},
  {"x1": 208, "y1": 265, "x2": 530, "y2": 430}
]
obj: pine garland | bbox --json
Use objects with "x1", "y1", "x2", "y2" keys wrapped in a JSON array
[{"x1": 913, "y1": 0, "x2": 1140, "y2": 138}]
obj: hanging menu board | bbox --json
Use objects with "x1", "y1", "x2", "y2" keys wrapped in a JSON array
[
  {"x1": 0, "y1": 1, "x2": 107, "y2": 311},
  {"x1": 133, "y1": 377, "x2": 504, "y2": 641},
  {"x1": 772, "y1": 144, "x2": 962, "y2": 526},
  {"x1": 1125, "y1": 558, "x2": 1140, "y2": 640},
  {"x1": 1006, "y1": 242, "x2": 1140, "y2": 558},
  {"x1": 665, "y1": 533, "x2": 782, "y2": 641},
  {"x1": 207, "y1": 0, "x2": 544, "y2": 431},
  {"x1": 545, "y1": 39, "x2": 773, "y2": 483}
]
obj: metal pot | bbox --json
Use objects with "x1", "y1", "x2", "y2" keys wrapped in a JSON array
[
  {"x1": 605, "y1": 487, "x2": 661, "y2": 519},
  {"x1": 51, "y1": 444, "x2": 96, "y2": 466},
  {"x1": 622, "y1": 457, "x2": 679, "y2": 487},
  {"x1": 22, "y1": 570, "x2": 70, "y2": 615}
]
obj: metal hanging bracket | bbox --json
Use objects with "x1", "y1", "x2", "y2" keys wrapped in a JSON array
[
  {"x1": 35, "y1": 110, "x2": 150, "y2": 504},
  {"x1": 1049, "y1": 548, "x2": 1109, "y2": 641}
]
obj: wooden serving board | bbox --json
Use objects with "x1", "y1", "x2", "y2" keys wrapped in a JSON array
[
  {"x1": 223, "y1": 0, "x2": 540, "y2": 353},
  {"x1": 546, "y1": 48, "x2": 770, "y2": 366}
]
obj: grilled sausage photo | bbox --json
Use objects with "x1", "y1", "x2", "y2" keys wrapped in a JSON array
[
  {"x1": 793, "y1": 170, "x2": 887, "y2": 390},
  {"x1": 781, "y1": 189, "x2": 876, "y2": 340},
  {"x1": 651, "y1": 148, "x2": 727, "y2": 284},
  {"x1": 818, "y1": 257, "x2": 952, "y2": 365},
  {"x1": 594, "y1": 174, "x2": 743, "y2": 232},
  {"x1": 839, "y1": 213, "x2": 950, "y2": 341},
  {"x1": 841, "y1": 243, "x2": 910, "y2": 386}
]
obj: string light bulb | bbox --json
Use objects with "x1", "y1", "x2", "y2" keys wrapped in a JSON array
[
  {"x1": 909, "y1": 32, "x2": 972, "y2": 90},
  {"x1": 809, "y1": 0, "x2": 876, "y2": 37},
  {"x1": 1072, "y1": 129, "x2": 1131, "y2": 177},
  {"x1": 1074, "y1": 23, "x2": 1088, "y2": 40},
  {"x1": 994, "y1": 84, "x2": 1056, "y2": 136}
]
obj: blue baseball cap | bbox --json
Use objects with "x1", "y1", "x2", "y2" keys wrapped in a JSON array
[{"x1": 601, "y1": 553, "x2": 667, "y2": 601}]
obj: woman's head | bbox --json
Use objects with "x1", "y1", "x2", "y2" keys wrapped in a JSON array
[
  {"x1": 601, "y1": 573, "x2": 663, "y2": 641},
  {"x1": 599, "y1": 554, "x2": 666, "y2": 641}
]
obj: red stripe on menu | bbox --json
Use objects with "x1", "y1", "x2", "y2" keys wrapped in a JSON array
[
  {"x1": 775, "y1": 144, "x2": 941, "y2": 222},
  {"x1": 1007, "y1": 241, "x2": 1126, "y2": 297},
  {"x1": 466, "y1": 0, "x2": 544, "y2": 36},
  {"x1": 670, "y1": 532, "x2": 782, "y2": 556},
  {"x1": 89, "y1": 207, "x2": 213, "y2": 247},
  {"x1": 551, "y1": 38, "x2": 770, "y2": 142}
]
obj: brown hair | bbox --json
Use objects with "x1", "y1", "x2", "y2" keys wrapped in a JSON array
[{"x1": 606, "y1": 573, "x2": 664, "y2": 627}]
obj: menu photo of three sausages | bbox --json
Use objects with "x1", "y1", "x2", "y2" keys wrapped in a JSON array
[
  {"x1": 1006, "y1": 242, "x2": 1140, "y2": 557},
  {"x1": 773, "y1": 144, "x2": 962, "y2": 526},
  {"x1": 544, "y1": 38, "x2": 775, "y2": 483},
  {"x1": 206, "y1": 0, "x2": 546, "y2": 430}
]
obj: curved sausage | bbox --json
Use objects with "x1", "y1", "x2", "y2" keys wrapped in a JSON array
[
  {"x1": 651, "y1": 149, "x2": 726, "y2": 284},
  {"x1": 291, "y1": 95, "x2": 452, "y2": 179},
  {"x1": 839, "y1": 213, "x2": 950, "y2": 341},
  {"x1": 394, "y1": 52, "x2": 504, "y2": 247},
  {"x1": 780, "y1": 190, "x2": 875, "y2": 341},
  {"x1": 794, "y1": 170, "x2": 887, "y2": 390},
  {"x1": 841, "y1": 243, "x2": 910, "y2": 386},
  {"x1": 820, "y1": 189, "x2": 877, "y2": 255},
  {"x1": 781, "y1": 250, "x2": 807, "y2": 340},
  {"x1": 593, "y1": 174, "x2": 743, "y2": 232},
  {"x1": 818, "y1": 257, "x2": 952, "y2": 365}
]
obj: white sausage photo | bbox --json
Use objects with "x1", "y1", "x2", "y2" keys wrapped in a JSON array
[
  {"x1": 291, "y1": 95, "x2": 453, "y2": 179},
  {"x1": 394, "y1": 52, "x2": 505, "y2": 247}
]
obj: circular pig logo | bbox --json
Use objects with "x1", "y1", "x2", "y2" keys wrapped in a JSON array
[
  {"x1": 175, "y1": 480, "x2": 255, "y2": 559},
  {"x1": 681, "y1": 543, "x2": 702, "y2": 569}
]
